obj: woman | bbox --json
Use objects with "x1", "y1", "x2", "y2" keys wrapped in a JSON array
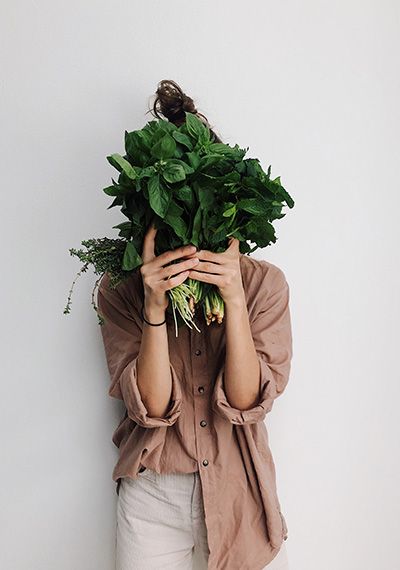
[{"x1": 97, "y1": 80, "x2": 293, "y2": 570}]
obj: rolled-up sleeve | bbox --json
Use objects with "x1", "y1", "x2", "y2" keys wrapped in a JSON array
[
  {"x1": 212, "y1": 266, "x2": 293, "y2": 425},
  {"x1": 97, "y1": 273, "x2": 183, "y2": 428}
]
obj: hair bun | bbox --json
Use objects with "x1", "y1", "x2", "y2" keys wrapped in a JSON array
[
  {"x1": 151, "y1": 79, "x2": 198, "y2": 126},
  {"x1": 181, "y1": 93, "x2": 197, "y2": 114},
  {"x1": 148, "y1": 79, "x2": 222, "y2": 142}
]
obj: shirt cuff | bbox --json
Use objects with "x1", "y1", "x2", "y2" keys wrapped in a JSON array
[
  {"x1": 211, "y1": 355, "x2": 277, "y2": 425},
  {"x1": 119, "y1": 357, "x2": 183, "y2": 428}
]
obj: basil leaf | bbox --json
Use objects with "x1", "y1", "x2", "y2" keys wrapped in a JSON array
[
  {"x1": 162, "y1": 163, "x2": 187, "y2": 184},
  {"x1": 122, "y1": 240, "x2": 141, "y2": 271},
  {"x1": 148, "y1": 174, "x2": 171, "y2": 217},
  {"x1": 164, "y1": 202, "x2": 188, "y2": 240},
  {"x1": 172, "y1": 131, "x2": 193, "y2": 150},
  {"x1": 185, "y1": 112, "x2": 210, "y2": 142},
  {"x1": 237, "y1": 198, "x2": 270, "y2": 215},
  {"x1": 191, "y1": 205, "x2": 202, "y2": 246},
  {"x1": 106, "y1": 154, "x2": 138, "y2": 180},
  {"x1": 222, "y1": 204, "x2": 236, "y2": 217},
  {"x1": 151, "y1": 133, "x2": 176, "y2": 160}
]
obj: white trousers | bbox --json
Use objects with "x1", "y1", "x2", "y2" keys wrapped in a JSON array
[{"x1": 115, "y1": 467, "x2": 290, "y2": 570}]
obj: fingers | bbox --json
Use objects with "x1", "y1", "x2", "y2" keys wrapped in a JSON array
[
  {"x1": 187, "y1": 269, "x2": 224, "y2": 287},
  {"x1": 140, "y1": 231, "x2": 200, "y2": 304},
  {"x1": 189, "y1": 249, "x2": 225, "y2": 265},
  {"x1": 141, "y1": 220, "x2": 158, "y2": 264},
  {"x1": 151, "y1": 244, "x2": 198, "y2": 271},
  {"x1": 159, "y1": 257, "x2": 200, "y2": 280},
  {"x1": 139, "y1": 243, "x2": 199, "y2": 290},
  {"x1": 186, "y1": 260, "x2": 224, "y2": 275},
  {"x1": 227, "y1": 237, "x2": 240, "y2": 253},
  {"x1": 140, "y1": 260, "x2": 192, "y2": 306},
  {"x1": 161, "y1": 269, "x2": 191, "y2": 291}
]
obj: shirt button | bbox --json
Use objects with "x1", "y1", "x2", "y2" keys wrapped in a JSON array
[
  {"x1": 200, "y1": 420, "x2": 207, "y2": 427},
  {"x1": 202, "y1": 459, "x2": 209, "y2": 467},
  {"x1": 195, "y1": 349, "x2": 201, "y2": 356},
  {"x1": 198, "y1": 386, "x2": 205, "y2": 393}
]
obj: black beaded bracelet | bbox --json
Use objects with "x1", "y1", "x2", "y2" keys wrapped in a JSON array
[{"x1": 140, "y1": 303, "x2": 167, "y2": 326}]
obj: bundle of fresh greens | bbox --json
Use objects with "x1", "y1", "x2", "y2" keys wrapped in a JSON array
[{"x1": 64, "y1": 112, "x2": 294, "y2": 336}]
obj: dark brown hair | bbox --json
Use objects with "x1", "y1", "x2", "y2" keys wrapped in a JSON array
[{"x1": 147, "y1": 79, "x2": 223, "y2": 143}]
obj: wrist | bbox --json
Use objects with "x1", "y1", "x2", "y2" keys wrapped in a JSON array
[
  {"x1": 224, "y1": 290, "x2": 247, "y2": 311},
  {"x1": 143, "y1": 300, "x2": 167, "y2": 322}
]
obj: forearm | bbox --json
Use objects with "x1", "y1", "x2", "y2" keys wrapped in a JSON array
[
  {"x1": 136, "y1": 302, "x2": 172, "y2": 418},
  {"x1": 223, "y1": 295, "x2": 261, "y2": 410}
]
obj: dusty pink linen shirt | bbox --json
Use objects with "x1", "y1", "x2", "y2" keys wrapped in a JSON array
[{"x1": 97, "y1": 252, "x2": 293, "y2": 570}]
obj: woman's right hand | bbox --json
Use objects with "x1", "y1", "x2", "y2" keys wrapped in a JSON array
[{"x1": 140, "y1": 221, "x2": 200, "y2": 316}]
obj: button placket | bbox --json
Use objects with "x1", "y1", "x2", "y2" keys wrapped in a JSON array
[{"x1": 190, "y1": 330, "x2": 211, "y2": 471}]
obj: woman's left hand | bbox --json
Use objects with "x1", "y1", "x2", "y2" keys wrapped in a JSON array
[{"x1": 186, "y1": 238, "x2": 245, "y2": 305}]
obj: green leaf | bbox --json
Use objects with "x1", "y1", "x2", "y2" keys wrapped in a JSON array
[
  {"x1": 148, "y1": 174, "x2": 171, "y2": 218},
  {"x1": 106, "y1": 196, "x2": 123, "y2": 210},
  {"x1": 191, "y1": 205, "x2": 202, "y2": 246},
  {"x1": 280, "y1": 187, "x2": 295, "y2": 208},
  {"x1": 172, "y1": 131, "x2": 193, "y2": 150},
  {"x1": 198, "y1": 187, "x2": 215, "y2": 210},
  {"x1": 209, "y1": 143, "x2": 247, "y2": 161},
  {"x1": 186, "y1": 152, "x2": 201, "y2": 169},
  {"x1": 106, "y1": 154, "x2": 138, "y2": 180},
  {"x1": 169, "y1": 159, "x2": 194, "y2": 175},
  {"x1": 162, "y1": 162, "x2": 187, "y2": 184},
  {"x1": 165, "y1": 216, "x2": 187, "y2": 240},
  {"x1": 174, "y1": 185, "x2": 195, "y2": 209},
  {"x1": 125, "y1": 130, "x2": 153, "y2": 166},
  {"x1": 185, "y1": 112, "x2": 210, "y2": 142},
  {"x1": 245, "y1": 218, "x2": 276, "y2": 247},
  {"x1": 198, "y1": 154, "x2": 226, "y2": 171},
  {"x1": 165, "y1": 218, "x2": 187, "y2": 241},
  {"x1": 222, "y1": 204, "x2": 236, "y2": 217},
  {"x1": 151, "y1": 133, "x2": 176, "y2": 160},
  {"x1": 139, "y1": 166, "x2": 156, "y2": 178},
  {"x1": 122, "y1": 240, "x2": 142, "y2": 271},
  {"x1": 163, "y1": 201, "x2": 187, "y2": 240},
  {"x1": 227, "y1": 228, "x2": 245, "y2": 240},
  {"x1": 112, "y1": 221, "x2": 132, "y2": 239},
  {"x1": 103, "y1": 184, "x2": 125, "y2": 196},
  {"x1": 237, "y1": 198, "x2": 270, "y2": 215}
]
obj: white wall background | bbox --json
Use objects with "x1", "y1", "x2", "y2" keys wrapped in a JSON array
[{"x1": 1, "y1": 1, "x2": 399, "y2": 569}]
